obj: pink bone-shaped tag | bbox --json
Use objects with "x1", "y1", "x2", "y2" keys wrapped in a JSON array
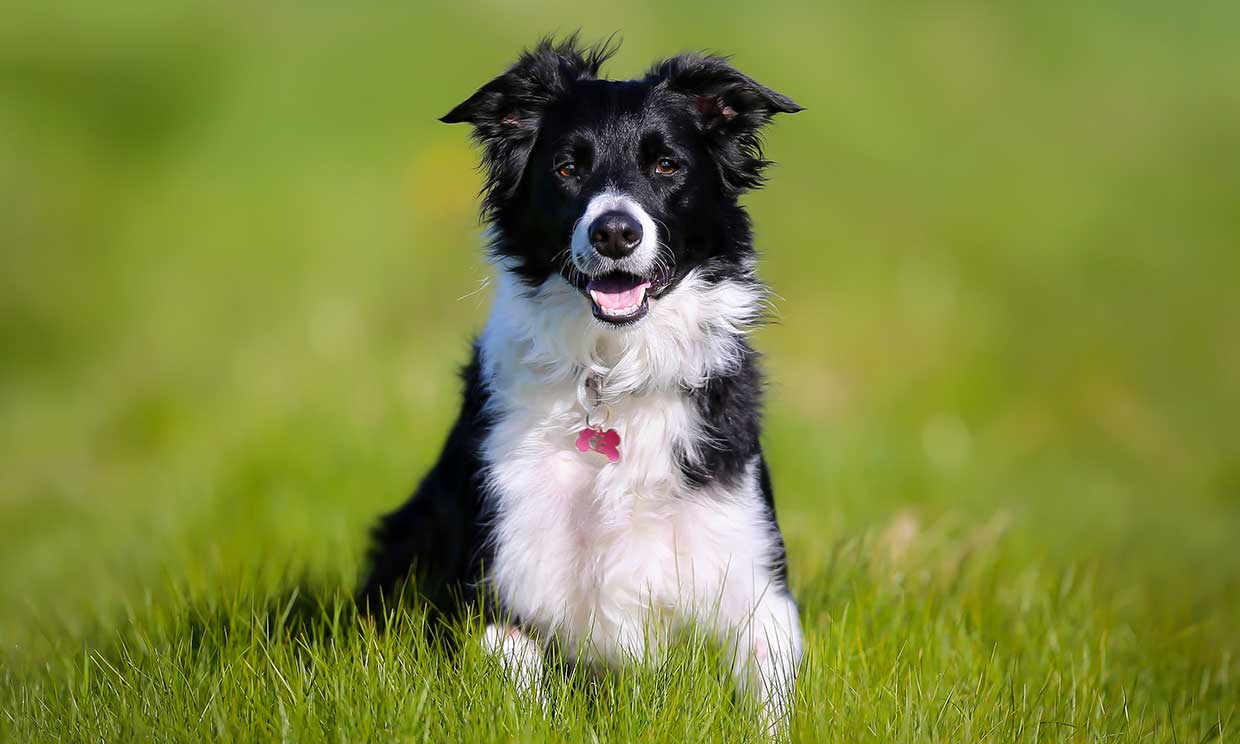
[{"x1": 575, "y1": 427, "x2": 621, "y2": 463}]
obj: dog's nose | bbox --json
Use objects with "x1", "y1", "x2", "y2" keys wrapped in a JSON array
[{"x1": 589, "y1": 211, "x2": 643, "y2": 259}]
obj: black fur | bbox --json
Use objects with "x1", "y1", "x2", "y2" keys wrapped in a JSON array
[
  {"x1": 359, "y1": 36, "x2": 801, "y2": 619},
  {"x1": 682, "y1": 339, "x2": 765, "y2": 488},
  {"x1": 439, "y1": 33, "x2": 801, "y2": 290}
]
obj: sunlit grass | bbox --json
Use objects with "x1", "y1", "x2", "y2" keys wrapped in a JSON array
[{"x1": 2, "y1": 518, "x2": 1233, "y2": 742}]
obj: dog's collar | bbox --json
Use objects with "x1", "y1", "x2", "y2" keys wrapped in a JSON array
[{"x1": 575, "y1": 373, "x2": 622, "y2": 463}]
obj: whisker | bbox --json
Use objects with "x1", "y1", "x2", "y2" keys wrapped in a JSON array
[{"x1": 456, "y1": 275, "x2": 492, "y2": 303}]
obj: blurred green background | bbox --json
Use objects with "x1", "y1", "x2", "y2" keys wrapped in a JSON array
[{"x1": 2, "y1": 0, "x2": 1238, "y2": 737}]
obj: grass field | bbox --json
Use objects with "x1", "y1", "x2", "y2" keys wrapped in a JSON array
[{"x1": 2, "y1": 2, "x2": 1239, "y2": 741}]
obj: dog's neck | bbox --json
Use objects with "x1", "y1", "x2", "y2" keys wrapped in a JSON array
[{"x1": 479, "y1": 262, "x2": 764, "y2": 399}]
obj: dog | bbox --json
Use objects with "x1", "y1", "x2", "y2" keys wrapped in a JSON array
[{"x1": 359, "y1": 36, "x2": 804, "y2": 730}]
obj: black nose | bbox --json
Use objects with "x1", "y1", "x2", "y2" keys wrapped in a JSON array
[{"x1": 589, "y1": 211, "x2": 643, "y2": 259}]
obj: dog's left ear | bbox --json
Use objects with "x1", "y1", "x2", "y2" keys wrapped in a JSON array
[
  {"x1": 649, "y1": 54, "x2": 803, "y2": 191},
  {"x1": 442, "y1": 35, "x2": 617, "y2": 216}
]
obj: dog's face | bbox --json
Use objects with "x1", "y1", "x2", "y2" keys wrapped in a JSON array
[{"x1": 443, "y1": 38, "x2": 801, "y2": 326}]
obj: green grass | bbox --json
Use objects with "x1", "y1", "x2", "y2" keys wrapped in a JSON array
[{"x1": 2, "y1": 1, "x2": 1238, "y2": 741}]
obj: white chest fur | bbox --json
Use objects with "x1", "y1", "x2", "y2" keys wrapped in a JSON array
[{"x1": 476, "y1": 268, "x2": 797, "y2": 674}]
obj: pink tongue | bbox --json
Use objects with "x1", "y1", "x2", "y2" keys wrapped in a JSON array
[{"x1": 588, "y1": 277, "x2": 650, "y2": 310}]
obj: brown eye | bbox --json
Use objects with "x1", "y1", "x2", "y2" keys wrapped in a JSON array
[
  {"x1": 556, "y1": 162, "x2": 576, "y2": 178},
  {"x1": 654, "y1": 157, "x2": 679, "y2": 175}
]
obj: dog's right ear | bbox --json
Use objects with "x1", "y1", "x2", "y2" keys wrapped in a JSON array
[
  {"x1": 441, "y1": 34, "x2": 617, "y2": 216},
  {"x1": 648, "y1": 53, "x2": 802, "y2": 193}
]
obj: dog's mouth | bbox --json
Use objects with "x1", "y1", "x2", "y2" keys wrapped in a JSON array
[{"x1": 582, "y1": 271, "x2": 667, "y2": 326}]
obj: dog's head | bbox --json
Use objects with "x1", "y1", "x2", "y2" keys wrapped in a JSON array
[{"x1": 442, "y1": 36, "x2": 801, "y2": 326}]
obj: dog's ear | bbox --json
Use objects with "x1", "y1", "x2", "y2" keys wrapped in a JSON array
[
  {"x1": 442, "y1": 35, "x2": 617, "y2": 216},
  {"x1": 649, "y1": 54, "x2": 802, "y2": 192}
]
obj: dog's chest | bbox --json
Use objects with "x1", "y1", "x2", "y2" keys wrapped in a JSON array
[
  {"x1": 480, "y1": 377, "x2": 720, "y2": 662},
  {"x1": 471, "y1": 270, "x2": 776, "y2": 665}
]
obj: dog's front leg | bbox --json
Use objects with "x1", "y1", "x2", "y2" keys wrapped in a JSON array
[
  {"x1": 481, "y1": 624, "x2": 545, "y2": 706},
  {"x1": 726, "y1": 593, "x2": 803, "y2": 737}
]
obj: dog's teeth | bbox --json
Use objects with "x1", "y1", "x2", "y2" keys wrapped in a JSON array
[{"x1": 601, "y1": 303, "x2": 639, "y2": 317}]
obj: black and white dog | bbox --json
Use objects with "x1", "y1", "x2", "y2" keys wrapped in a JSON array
[{"x1": 360, "y1": 37, "x2": 803, "y2": 728}]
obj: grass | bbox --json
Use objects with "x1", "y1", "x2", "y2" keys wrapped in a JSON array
[{"x1": 1, "y1": 1, "x2": 1238, "y2": 741}]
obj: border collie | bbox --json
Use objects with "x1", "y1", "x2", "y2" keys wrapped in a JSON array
[{"x1": 359, "y1": 36, "x2": 804, "y2": 730}]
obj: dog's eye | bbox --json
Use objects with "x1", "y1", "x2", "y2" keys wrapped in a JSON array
[
  {"x1": 654, "y1": 158, "x2": 679, "y2": 176},
  {"x1": 556, "y1": 162, "x2": 577, "y2": 179}
]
